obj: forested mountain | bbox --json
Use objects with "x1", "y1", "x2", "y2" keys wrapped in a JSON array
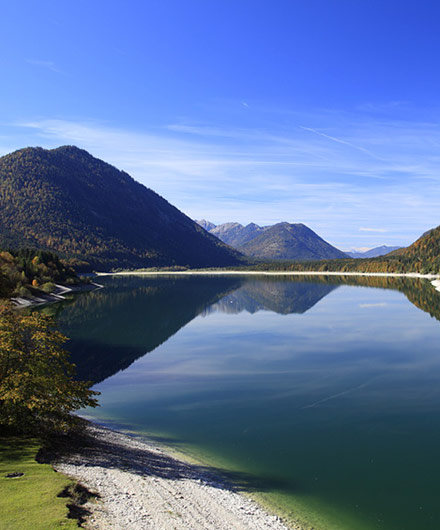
[
  {"x1": 0, "y1": 146, "x2": 243, "y2": 270},
  {"x1": 241, "y1": 225, "x2": 440, "y2": 274},
  {"x1": 390, "y1": 226, "x2": 440, "y2": 266},
  {"x1": 196, "y1": 220, "x2": 347, "y2": 260},
  {"x1": 348, "y1": 246, "x2": 402, "y2": 258}
]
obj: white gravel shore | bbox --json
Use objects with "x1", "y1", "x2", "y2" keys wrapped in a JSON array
[
  {"x1": 97, "y1": 270, "x2": 440, "y2": 279},
  {"x1": 54, "y1": 424, "x2": 299, "y2": 530}
]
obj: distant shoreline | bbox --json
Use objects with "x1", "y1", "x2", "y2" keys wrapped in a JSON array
[{"x1": 96, "y1": 269, "x2": 440, "y2": 280}]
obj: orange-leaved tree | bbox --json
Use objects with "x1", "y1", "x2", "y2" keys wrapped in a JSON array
[{"x1": 0, "y1": 303, "x2": 99, "y2": 433}]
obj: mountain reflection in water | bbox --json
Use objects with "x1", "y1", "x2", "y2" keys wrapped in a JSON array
[
  {"x1": 43, "y1": 273, "x2": 440, "y2": 530},
  {"x1": 46, "y1": 274, "x2": 440, "y2": 385}
]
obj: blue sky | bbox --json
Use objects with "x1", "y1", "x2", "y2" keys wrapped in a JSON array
[{"x1": 2, "y1": 1, "x2": 440, "y2": 250}]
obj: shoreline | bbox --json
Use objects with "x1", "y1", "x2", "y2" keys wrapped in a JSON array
[
  {"x1": 96, "y1": 270, "x2": 440, "y2": 294},
  {"x1": 12, "y1": 282, "x2": 103, "y2": 309},
  {"x1": 96, "y1": 269, "x2": 440, "y2": 279},
  {"x1": 53, "y1": 422, "x2": 299, "y2": 530}
]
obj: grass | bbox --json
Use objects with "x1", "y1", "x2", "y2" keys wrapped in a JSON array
[{"x1": 0, "y1": 435, "x2": 80, "y2": 530}]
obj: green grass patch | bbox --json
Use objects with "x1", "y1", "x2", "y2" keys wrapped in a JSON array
[{"x1": 0, "y1": 436, "x2": 80, "y2": 530}]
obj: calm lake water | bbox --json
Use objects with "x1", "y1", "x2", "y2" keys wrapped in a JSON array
[{"x1": 51, "y1": 274, "x2": 440, "y2": 530}]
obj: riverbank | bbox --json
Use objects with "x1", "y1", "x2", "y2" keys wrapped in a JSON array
[{"x1": 53, "y1": 423, "x2": 298, "y2": 530}]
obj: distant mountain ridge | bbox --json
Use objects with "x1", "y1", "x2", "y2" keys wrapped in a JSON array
[
  {"x1": 347, "y1": 245, "x2": 402, "y2": 258},
  {"x1": 196, "y1": 220, "x2": 347, "y2": 261},
  {"x1": 0, "y1": 146, "x2": 243, "y2": 270}
]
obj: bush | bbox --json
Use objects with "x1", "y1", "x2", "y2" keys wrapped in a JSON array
[
  {"x1": 15, "y1": 285, "x2": 31, "y2": 298},
  {"x1": 41, "y1": 282, "x2": 56, "y2": 293}
]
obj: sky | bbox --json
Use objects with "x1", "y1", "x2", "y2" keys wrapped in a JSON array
[{"x1": 2, "y1": 1, "x2": 440, "y2": 250}]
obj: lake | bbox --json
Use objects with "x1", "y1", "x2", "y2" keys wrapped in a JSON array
[{"x1": 50, "y1": 274, "x2": 440, "y2": 530}]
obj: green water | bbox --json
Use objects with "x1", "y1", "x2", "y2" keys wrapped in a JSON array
[{"x1": 53, "y1": 275, "x2": 440, "y2": 529}]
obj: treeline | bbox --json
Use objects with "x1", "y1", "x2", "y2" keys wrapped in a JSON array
[
  {"x1": 243, "y1": 256, "x2": 437, "y2": 274},
  {"x1": 242, "y1": 225, "x2": 440, "y2": 274},
  {"x1": 0, "y1": 248, "x2": 80, "y2": 299}
]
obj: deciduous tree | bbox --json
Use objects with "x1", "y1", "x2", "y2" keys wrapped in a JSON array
[{"x1": 0, "y1": 303, "x2": 99, "y2": 433}]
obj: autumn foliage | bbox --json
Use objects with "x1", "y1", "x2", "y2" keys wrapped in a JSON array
[{"x1": 0, "y1": 304, "x2": 99, "y2": 433}]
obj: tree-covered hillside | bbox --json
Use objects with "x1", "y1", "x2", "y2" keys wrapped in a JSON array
[
  {"x1": 0, "y1": 146, "x2": 243, "y2": 270},
  {"x1": 390, "y1": 225, "x2": 440, "y2": 269}
]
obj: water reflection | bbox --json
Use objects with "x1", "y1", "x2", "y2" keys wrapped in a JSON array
[
  {"x1": 204, "y1": 277, "x2": 338, "y2": 315},
  {"x1": 50, "y1": 274, "x2": 440, "y2": 530},
  {"x1": 49, "y1": 274, "x2": 440, "y2": 385}
]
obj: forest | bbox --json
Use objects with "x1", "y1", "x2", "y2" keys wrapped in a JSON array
[{"x1": 0, "y1": 248, "x2": 80, "y2": 299}]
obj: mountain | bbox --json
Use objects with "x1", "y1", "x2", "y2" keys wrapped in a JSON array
[
  {"x1": 348, "y1": 245, "x2": 402, "y2": 258},
  {"x1": 196, "y1": 220, "x2": 346, "y2": 261},
  {"x1": 390, "y1": 226, "x2": 440, "y2": 265},
  {"x1": 210, "y1": 222, "x2": 265, "y2": 247},
  {"x1": 241, "y1": 223, "x2": 347, "y2": 260},
  {"x1": 0, "y1": 146, "x2": 243, "y2": 270},
  {"x1": 196, "y1": 219, "x2": 216, "y2": 231}
]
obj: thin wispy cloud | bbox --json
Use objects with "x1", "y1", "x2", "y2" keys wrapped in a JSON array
[
  {"x1": 299, "y1": 125, "x2": 379, "y2": 159},
  {"x1": 7, "y1": 111, "x2": 440, "y2": 248},
  {"x1": 26, "y1": 59, "x2": 64, "y2": 74}
]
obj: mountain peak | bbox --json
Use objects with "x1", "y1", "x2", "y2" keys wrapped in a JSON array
[
  {"x1": 201, "y1": 220, "x2": 347, "y2": 261},
  {"x1": 0, "y1": 146, "x2": 242, "y2": 270},
  {"x1": 196, "y1": 219, "x2": 217, "y2": 231}
]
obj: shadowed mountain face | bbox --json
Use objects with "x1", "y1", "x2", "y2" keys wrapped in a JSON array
[{"x1": 0, "y1": 146, "x2": 242, "y2": 270}]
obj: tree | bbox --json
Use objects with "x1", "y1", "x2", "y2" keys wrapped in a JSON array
[{"x1": 0, "y1": 303, "x2": 99, "y2": 433}]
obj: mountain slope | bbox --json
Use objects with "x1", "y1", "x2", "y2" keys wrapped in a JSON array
[
  {"x1": 390, "y1": 226, "x2": 440, "y2": 264},
  {"x1": 0, "y1": 146, "x2": 242, "y2": 270},
  {"x1": 196, "y1": 219, "x2": 216, "y2": 231},
  {"x1": 240, "y1": 222, "x2": 347, "y2": 260},
  {"x1": 210, "y1": 222, "x2": 265, "y2": 247},
  {"x1": 196, "y1": 220, "x2": 345, "y2": 260}
]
